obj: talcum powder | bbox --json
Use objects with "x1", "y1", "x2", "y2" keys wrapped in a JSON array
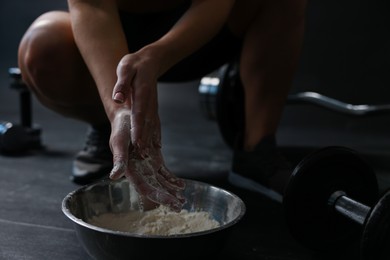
[{"x1": 88, "y1": 205, "x2": 220, "y2": 236}]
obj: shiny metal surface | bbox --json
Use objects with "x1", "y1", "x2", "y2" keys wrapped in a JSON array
[
  {"x1": 287, "y1": 91, "x2": 390, "y2": 116},
  {"x1": 62, "y1": 178, "x2": 246, "y2": 260}
]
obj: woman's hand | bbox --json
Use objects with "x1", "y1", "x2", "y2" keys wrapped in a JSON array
[
  {"x1": 108, "y1": 50, "x2": 186, "y2": 212},
  {"x1": 112, "y1": 48, "x2": 163, "y2": 154}
]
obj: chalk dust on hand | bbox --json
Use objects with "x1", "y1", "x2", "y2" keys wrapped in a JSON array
[{"x1": 88, "y1": 205, "x2": 220, "y2": 236}]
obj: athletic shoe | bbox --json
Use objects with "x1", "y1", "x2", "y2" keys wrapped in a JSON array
[
  {"x1": 71, "y1": 125, "x2": 112, "y2": 185},
  {"x1": 228, "y1": 135, "x2": 292, "y2": 202}
]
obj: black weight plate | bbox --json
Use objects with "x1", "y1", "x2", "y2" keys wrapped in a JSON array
[
  {"x1": 361, "y1": 189, "x2": 390, "y2": 260},
  {"x1": 283, "y1": 146, "x2": 378, "y2": 252},
  {"x1": 215, "y1": 62, "x2": 245, "y2": 149}
]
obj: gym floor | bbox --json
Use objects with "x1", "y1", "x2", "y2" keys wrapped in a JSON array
[{"x1": 1, "y1": 1, "x2": 390, "y2": 259}]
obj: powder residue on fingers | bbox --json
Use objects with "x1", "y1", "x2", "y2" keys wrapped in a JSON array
[{"x1": 88, "y1": 205, "x2": 220, "y2": 236}]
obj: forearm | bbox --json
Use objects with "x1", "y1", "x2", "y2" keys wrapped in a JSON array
[
  {"x1": 145, "y1": 0, "x2": 236, "y2": 77},
  {"x1": 68, "y1": 0, "x2": 235, "y2": 116},
  {"x1": 67, "y1": 0, "x2": 127, "y2": 119}
]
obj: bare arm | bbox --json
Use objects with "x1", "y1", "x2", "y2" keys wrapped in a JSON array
[
  {"x1": 113, "y1": 0, "x2": 236, "y2": 147},
  {"x1": 67, "y1": 0, "x2": 235, "y2": 211},
  {"x1": 68, "y1": 0, "x2": 235, "y2": 115},
  {"x1": 147, "y1": 0, "x2": 236, "y2": 76},
  {"x1": 67, "y1": 0, "x2": 127, "y2": 119}
]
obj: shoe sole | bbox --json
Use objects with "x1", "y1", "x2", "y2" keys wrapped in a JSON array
[{"x1": 228, "y1": 171, "x2": 283, "y2": 203}]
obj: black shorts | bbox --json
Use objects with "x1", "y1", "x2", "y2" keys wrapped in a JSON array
[{"x1": 119, "y1": 3, "x2": 242, "y2": 82}]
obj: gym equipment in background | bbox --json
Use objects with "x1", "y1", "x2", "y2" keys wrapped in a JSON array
[
  {"x1": 283, "y1": 146, "x2": 389, "y2": 260},
  {"x1": 0, "y1": 67, "x2": 42, "y2": 154},
  {"x1": 198, "y1": 63, "x2": 390, "y2": 149}
]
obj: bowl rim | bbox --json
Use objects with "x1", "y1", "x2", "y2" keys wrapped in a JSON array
[{"x1": 62, "y1": 178, "x2": 246, "y2": 238}]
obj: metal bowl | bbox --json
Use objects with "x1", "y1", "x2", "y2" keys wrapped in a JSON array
[{"x1": 62, "y1": 178, "x2": 246, "y2": 260}]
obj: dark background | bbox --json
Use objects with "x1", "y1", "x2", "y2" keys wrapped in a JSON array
[{"x1": 1, "y1": 0, "x2": 390, "y2": 259}]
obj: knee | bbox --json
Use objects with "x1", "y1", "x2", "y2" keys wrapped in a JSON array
[{"x1": 18, "y1": 11, "x2": 74, "y2": 84}]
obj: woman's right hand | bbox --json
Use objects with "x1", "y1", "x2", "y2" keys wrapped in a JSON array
[{"x1": 108, "y1": 48, "x2": 186, "y2": 212}]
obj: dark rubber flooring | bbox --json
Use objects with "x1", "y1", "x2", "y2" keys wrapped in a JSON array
[{"x1": 1, "y1": 1, "x2": 390, "y2": 259}]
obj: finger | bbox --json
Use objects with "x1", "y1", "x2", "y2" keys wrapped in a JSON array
[
  {"x1": 146, "y1": 147, "x2": 185, "y2": 192},
  {"x1": 130, "y1": 79, "x2": 157, "y2": 155},
  {"x1": 158, "y1": 165, "x2": 186, "y2": 190},
  {"x1": 141, "y1": 171, "x2": 185, "y2": 213},
  {"x1": 136, "y1": 148, "x2": 186, "y2": 205},
  {"x1": 136, "y1": 181, "x2": 184, "y2": 212},
  {"x1": 112, "y1": 57, "x2": 136, "y2": 104},
  {"x1": 127, "y1": 156, "x2": 161, "y2": 191},
  {"x1": 154, "y1": 171, "x2": 187, "y2": 205},
  {"x1": 173, "y1": 190, "x2": 187, "y2": 205},
  {"x1": 136, "y1": 192, "x2": 160, "y2": 211},
  {"x1": 147, "y1": 189, "x2": 184, "y2": 213},
  {"x1": 126, "y1": 172, "x2": 162, "y2": 210},
  {"x1": 127, "y1": 158, "x2": 184, "y2": 212},
  {"x1": 109, "y1": 116, "x2": 131, "y2": 180}
]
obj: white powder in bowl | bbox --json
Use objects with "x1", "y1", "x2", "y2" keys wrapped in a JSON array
[{"x1": 88, "y1": 205, "x2": 221, "y2": 236}]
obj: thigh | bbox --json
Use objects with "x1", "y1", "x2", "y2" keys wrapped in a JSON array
[
  {"x1": 227, "y1": 0, "x2": 308, "y2": 36},
  {"x1": 18, "y1": 11, "x2": 104, "y2": 121}
]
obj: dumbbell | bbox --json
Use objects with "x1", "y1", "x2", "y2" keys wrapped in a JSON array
[
  {"x1": 283, "y1": 146, "x2": 390, "y2": 260},
  {"x1": 198, "y1": 62, "x2": 244, "y2": 149},
  {"x1": 198, "y1": 63, "x2": 390, "y2": 151},
  {"x1": 0, "y1": 67, "x2": 42, "y2": 154}
]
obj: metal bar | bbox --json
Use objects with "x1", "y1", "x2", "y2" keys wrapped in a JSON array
[
  {"x1": 287, "y1": 92, "x2": 390, "y2": 116},
  {"x1": 330, "y1": 192, "x2": 371, "y2": 225},
  {"x1": 20, "y1": 90, "x2": 32, "y2": 128}
]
